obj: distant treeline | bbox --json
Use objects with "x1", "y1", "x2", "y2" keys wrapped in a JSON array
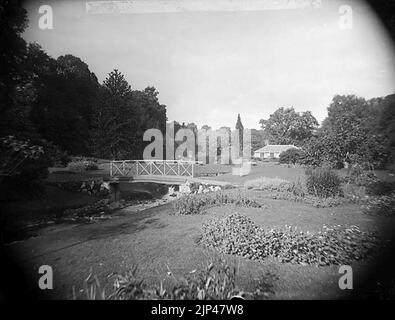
[
  {"x1": 0, "y1": 1, "x2": 167, "y2": 159},
  {"x1": 1, "y1": 1, "x2": 394, "y2": 171}
]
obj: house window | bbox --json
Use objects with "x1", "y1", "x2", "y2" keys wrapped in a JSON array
[{"x1": 270, "y1": 152, "x2": 274, "y2": 158}]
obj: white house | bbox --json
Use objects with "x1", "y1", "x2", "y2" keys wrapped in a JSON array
[{"x1": 253, "y1": 143, "x2": 299, "y2": 159}]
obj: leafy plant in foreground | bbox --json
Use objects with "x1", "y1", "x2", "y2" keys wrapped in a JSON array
[
  {"x1": 199, "y1": 213, "x2": 380, "y2": 266},
  {"x1": 75, "y1": 258, "x2": 275, "y2": 300}
]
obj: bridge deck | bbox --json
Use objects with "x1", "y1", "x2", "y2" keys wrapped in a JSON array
[{"x1": 109, "y1": 175, "x2": 231, "y2": 186}]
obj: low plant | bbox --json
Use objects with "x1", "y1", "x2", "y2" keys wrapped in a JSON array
[
  {"x1": 200, "y1": 213, "x2": 379, "y2": 266},
  {"x1": 269, "y1": 192, "x2": 345, "y2": 207},
  {"x1": 75, "y1": 258, "x2": 275, "y2": 300},
  {"x1": 306, "y1": 167, "x2": 342, "y2": 198},
  {"x1": 173, "y1": 191, "x2": 264, "y2": 215},
  {"x1": 244, "y1": 177, "x2": 290, "y2": 192},
  {"x1": 361, "y1": 192, "x2": 395, "y2": 217},
  {"x1": 365, "y1": 181, "x2": 395, "y2": 196}
]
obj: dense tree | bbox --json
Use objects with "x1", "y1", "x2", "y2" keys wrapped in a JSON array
[
  {"x1": 259, "y1": 107, "x2": 318, "y2": 145},
  {"x1": 303, "y1": 95, "x2": 390, "y2": 168},
  {"x1": 131, "y1": 86, "x2": 167, "y2": 157},
  {"x1": 91, "y1": 70, "x2": 138, "y2": 159},
  {"x1": 186, "y1": 122, "x2": 198, "y2": 160},
  {"x1": 376, "y1": 94, "x2": 395, "y2": 162},
  {"x1": 29, "y1": 49, "x2": 101, "y2": 155},
  {"x1": 92, "y1": 70, "x2": 167, "y2": 159},
  {"x1": 251, "y1": 129, "x2": 266, "y2": 153},
  {"x1": 235, "y1": 114, "x2": 244, "y2": 157},
  {"x1": 0, "y1": 0, "x2": 28, "y2": 122}
]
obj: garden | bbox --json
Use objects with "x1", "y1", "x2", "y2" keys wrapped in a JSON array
[{"x1": 4, "y1": 158, "x2": 394, "y2": 300}]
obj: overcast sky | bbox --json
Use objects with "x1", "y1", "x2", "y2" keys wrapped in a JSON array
[{"x1": 23, "y1": 0, "x2": 395, "y2": 129}]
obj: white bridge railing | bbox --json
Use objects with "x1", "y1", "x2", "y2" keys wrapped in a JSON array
[{"x1": 110, "y1": 160, "x2": 195, "y2": 178}]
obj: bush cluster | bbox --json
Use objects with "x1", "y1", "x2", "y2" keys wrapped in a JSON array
[
  {"x1": 279, "y1": 148, "x2": 305, "y2": 164},
  {"x1": 172, "y1": 191, "x2": 264, "y2": 215},
  {"x1": 245, "y1": 177, "x2": 344, "y2": 207},
  {"x1": 243, "y1": 176, "x2": 344, "y2": 207},
  {"x1": 305, "y1": 168, "x2": 342, "y2": 198},
  {"x1": 200, "y1": 213, "x2": 379, "y2": 266}
]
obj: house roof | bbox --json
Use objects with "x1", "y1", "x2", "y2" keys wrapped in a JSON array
[{"x1": 254, "y1": 145, "x2": 298, "y2": 153}]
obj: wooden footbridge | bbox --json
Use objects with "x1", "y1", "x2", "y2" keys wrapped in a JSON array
[
  {"x1": 109, "y1": 160, "x2": 195, "y2": 184},
  {"x1": 109, "y1": 159, "x2": 230, "y2": 185},
  {"x1": 107, "y1": 159, "x2": 230, "y2": 199}
]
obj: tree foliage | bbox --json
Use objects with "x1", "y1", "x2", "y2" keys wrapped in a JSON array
[
  {"x1": 259, "y1": 107, "x2": 318, "y2": 145},
  {"x1": 279, "y1": 148, "x2": 305, "y2": 165},
  {"x1": 0, "y1": 0, "x2": 28, "y2": 119},
  {"x1": 300, "y1": 95, "x2": 392, "y2": 169},
  {"x1": 28, "y1": 48, "x2": 101, "y2": 155},
  {"x1": 235, "y1": 114, "x2": 244, "y2": 157},
  {"x1": 91, "y1": 70, "x2": 167, "y2": 159}
]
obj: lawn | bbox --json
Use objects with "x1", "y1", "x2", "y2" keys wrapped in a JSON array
[{"x1": 198, "y1": 162, "x2": 307, "y2": 184}]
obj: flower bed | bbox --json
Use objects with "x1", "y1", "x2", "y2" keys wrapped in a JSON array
[
  {"x1": 360, "y1": 192, "x2": 395, "y2": 217},
  {"x1": 269, "y1": 191, "x2": 346, "y2": 208},
  {"x1": 199, "y1": 213, "x2": 380, "y2": 266},
  {"x1": 244, "y1": 177, "x2": 345, "y2": 208},
  {"x1": 172, "y1": 191, "x2": 265, "y2": 215}
]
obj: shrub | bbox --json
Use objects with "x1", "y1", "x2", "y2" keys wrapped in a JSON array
[
  {"x1": 200, "y1": 213, "x2": 380, "y2": 266},
  {"x1": 44, "y1": 141, "x2": 71, "y2": 167},
  {"x1": 67, "y1": 160, "x2": 98, "y2": 172},
  {"x1": 279, "y1": 148, "x2": 304, "y2": 164},
  {"x1": 173, "y1": 191, "x2": 263, "y2": 215},
  {"x1": 306, "y1": 168, "x2": 342, "y2": 198},
  {"x1": 0, "y1": 136, "x2": 51, "y2": 200},
  {"x1": 245, "y1": 178, "x2": 347, "y2": 207}
]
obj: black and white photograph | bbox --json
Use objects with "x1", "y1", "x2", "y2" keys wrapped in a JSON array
[{"x1": 1, "y1": 0, "x2": 395, "y2": 307}]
